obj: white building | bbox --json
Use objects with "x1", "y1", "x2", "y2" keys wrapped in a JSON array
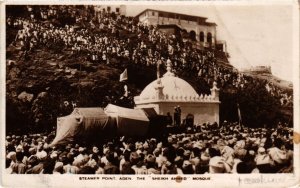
[
  {"x1": 134, "y1": 62, "x2": 220, "y2": 125},
  {"x1": 136, "y1": 9, "x2": 217, "y2": 47},
  {"x1": 94, "y1": 5, "x2": 126, "y2": 16}
]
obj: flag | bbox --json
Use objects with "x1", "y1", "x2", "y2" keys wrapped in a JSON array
[
  {"x1": 265, "y1": 83, "x2": 271, "y2": 92},
  {"x1": 237, "y1": 103, "x2": 242, "y2": 125},
  {"x1": 119, "y1": 68, "x2": 128, "y2": 82}
]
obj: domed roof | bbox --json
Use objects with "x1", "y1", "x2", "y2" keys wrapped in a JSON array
[
  {"x1": 139, "y1": 62, "x2": 199, "y2": 100},
  {"x1": 139, "y1": 76, "x2": 198, "y2": 100}
]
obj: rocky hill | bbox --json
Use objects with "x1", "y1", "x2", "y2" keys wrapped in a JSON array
[
  {"x1": 6, "y1": 41, "x2": 169, "y2": 133},
  {"x1": 5, "y1": 5, "x2": 293, "y2": 134},
  {"x1": 242, "y1": 70, "x2": 293, "y2": 91}
]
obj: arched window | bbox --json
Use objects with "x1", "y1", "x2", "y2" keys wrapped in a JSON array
[
  {"x1": 181, "y1": 29, "x2": 188, "y2": 39},
  {"x1": 207, "y1": 32, "x2": 212, "y2": 44},
  {"x1": 200, "y1": 31, "x2": 204, "y2": 42},
  {"x1": 189, "y1": 30, "x2": 196, "y2": 41}
]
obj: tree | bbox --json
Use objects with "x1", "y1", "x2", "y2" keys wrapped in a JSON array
[{"x1": 237, "y1": 80, "x2": 281, "y2": 128}]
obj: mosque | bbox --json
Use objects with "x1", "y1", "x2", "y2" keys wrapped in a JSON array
[{"x1": 134, "y1": 61, "x2": 220, "y2": 125}]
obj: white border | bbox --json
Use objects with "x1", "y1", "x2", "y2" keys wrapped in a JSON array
[{"x1": 1, "y1": 1, "x2": 299, "y2": 188}]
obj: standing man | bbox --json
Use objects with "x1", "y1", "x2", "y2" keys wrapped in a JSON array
[
  {"x1": 177, "y1": 105, "x2": 181, "y2": 126},
  {"x1": 173, "y1": 107, "x2": 178, "y2": 126}
]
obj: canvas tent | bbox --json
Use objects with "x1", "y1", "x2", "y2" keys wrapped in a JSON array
[
  {"x1": 50, "y1": 105, "x2": 151, "y2": 146},
  {"x1": 140, "y1": 107, "x2": 168, "y2": 137},
  {"x1": 141, "y1": 108, "x2": 158, "y2": 119},
  {"x1": 50, "y1": 108, "x2": 115, "y2": 146},
  {"x1": 104, "y1": 104, "x2": 149, "y2": 136}
]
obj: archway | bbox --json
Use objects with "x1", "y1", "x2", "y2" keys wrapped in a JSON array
[
  {"x1": 200, "y1": 31, "x2": 204, "y2": 42},
  {"x1": 189, "y1": 30, "x2": 196, "y2": 41},
  {"x1": 181, "y1": 29, "x2": 189, "y2": 39},
  {"x1": 207, "y1": 32, "x2": 212, "y2": 44}
]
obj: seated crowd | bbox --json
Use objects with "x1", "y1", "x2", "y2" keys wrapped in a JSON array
[
  {"x1": 5, "y1": 122, "x2": 293, "y2": 174},
  {"x1": 5, "y1": 6, "x2": 294, "y2": 174},
  {"x1": 6, "y1": 5, "x2": 292, "y2": 107}
]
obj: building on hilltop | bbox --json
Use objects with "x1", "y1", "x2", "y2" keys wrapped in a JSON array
[
  {"x1": 135, "y1": 9, "x2": 217, "y2": 48},
  {"x1": 94, "y1": 5, "x2": 126, "y2": 16},
  {"x1": 216, "y1": 40, "x2": 227, "y2": 54},
  {"x1": 242, "y1": 66, "x2": 272, "y2": 74}
]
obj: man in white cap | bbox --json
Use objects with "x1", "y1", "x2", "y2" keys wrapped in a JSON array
[
  {"x1": 255, "y1": 147, "x2": 272, "y2": 173},
  {"x1": 53, "y1": 162, "x2": 64, "y2": 174},
  {"x1": 268, "y1": 138, "x2": 288, "y2": 172},
  {"x1": 11, "y1": 152, "x2": 26, "y2": 174},
  {"x1": 35, "y1": 142, "x2": 45, "y2": 158},
  {"x1": 209, "y1": 156, "x2": 226, "y2": 173},
  {"x1": 218, "y1": 140, "x2": 234, "y2": 170},
  {"x1": 31, "y1": 150, "x2": 47, "y2": 174}
]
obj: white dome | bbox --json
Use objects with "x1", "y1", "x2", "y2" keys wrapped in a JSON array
[{"x1": 139, "y1": 74, "x2": 199, "y2": 100}]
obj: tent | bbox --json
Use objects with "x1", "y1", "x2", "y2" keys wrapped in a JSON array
[
  {"x1": 140, "y1": 107, "x2": 168, "y2": 137},
  {"x1": 142, "y1": 108, "x2": 158, "y2": 119},
  {"x1": 104, "y1": 104, "x2": 149, "y2": 136},
  {"x1": 50, "y1": 108, "x2": 115, "y2": 146},
  {"x1": 50, "y1": 105, "x2": 150, "y2": 146}
]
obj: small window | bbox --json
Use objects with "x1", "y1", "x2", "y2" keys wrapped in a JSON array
[
  {"x1": 107, "y1": 6, "x2": 111, "y2": 12},
  {"x1": 116, "y1": 8, "x2": 120, "y2": 13},
  {"x1": 152, "y1": 11, "x2": 155, "y2": 16}
]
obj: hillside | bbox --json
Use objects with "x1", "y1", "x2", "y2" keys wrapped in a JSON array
[
  {"x1": 6, "y1": 41, "x2": 214, "y2": 109},
  {"x1": 242, "y1": 71, "x2": 293, "y2": 91},
  {"x1": 6, "y1": 44, "x2": 158, "y2": 105},
  {"x1": 5, "y1": 5, "x2": 293, "y2": 134},
  {"x1": 6, "y1": 38, "x2": 176, "y2": 134}
]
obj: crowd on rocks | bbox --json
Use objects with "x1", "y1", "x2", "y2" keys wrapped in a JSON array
[
  {"x1": 265, "y1": 82, "x2": 293, "y2": 107},
  {"x1": 5, "y1": 121, "x2": 293, "y2": 174},
  {"x1": 6, "y1": 5, "x2": 292, "y2": 107},
  {"x1": 5, "y1": 7, "x2": 294, "y2": 174}
]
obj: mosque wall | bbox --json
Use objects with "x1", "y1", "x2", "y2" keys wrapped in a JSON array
[{"x1": 135, "y1": 101, "x2": 219, "y2": 125}]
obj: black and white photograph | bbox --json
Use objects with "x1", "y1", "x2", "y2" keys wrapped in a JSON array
[{"x1": 1, "y1": 1, "x2": 299, "y2": 187}]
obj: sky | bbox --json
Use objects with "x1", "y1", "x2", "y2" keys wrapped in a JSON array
[{"x1": 125, "y1": 3, "x2": 296, "y2": 81}]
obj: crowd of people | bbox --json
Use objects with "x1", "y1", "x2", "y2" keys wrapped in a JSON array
[
  {"x1": 6, "y1": 5, "x2": 292, "y2": 107},
  {"x1": 5, "y1": 6, "x2": 294, "y2": 175},
  {"x1": 5, "y1": 122, "x2": 293, "y2": 174},
  {"x1": 265, "y1": 82, "x2": 293, "y2": 107}
]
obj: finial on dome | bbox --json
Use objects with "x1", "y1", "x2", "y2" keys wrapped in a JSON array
[
  {"x1": 213, "y1": 81, "x2": 217, "y2": 88},
  {"x1": 166, "y1": 59, "x2": 172, "y2": 72},
  {"x1": 163, "y1": 59, "x2": 175, "y2": 77},
  {"x1": 211, "y1": 81, "x2": 220, "y2": 101}
]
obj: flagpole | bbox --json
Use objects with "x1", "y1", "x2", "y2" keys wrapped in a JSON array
[{"x1": 237, "y1": 103, "x2": 242, "y2": 128}]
